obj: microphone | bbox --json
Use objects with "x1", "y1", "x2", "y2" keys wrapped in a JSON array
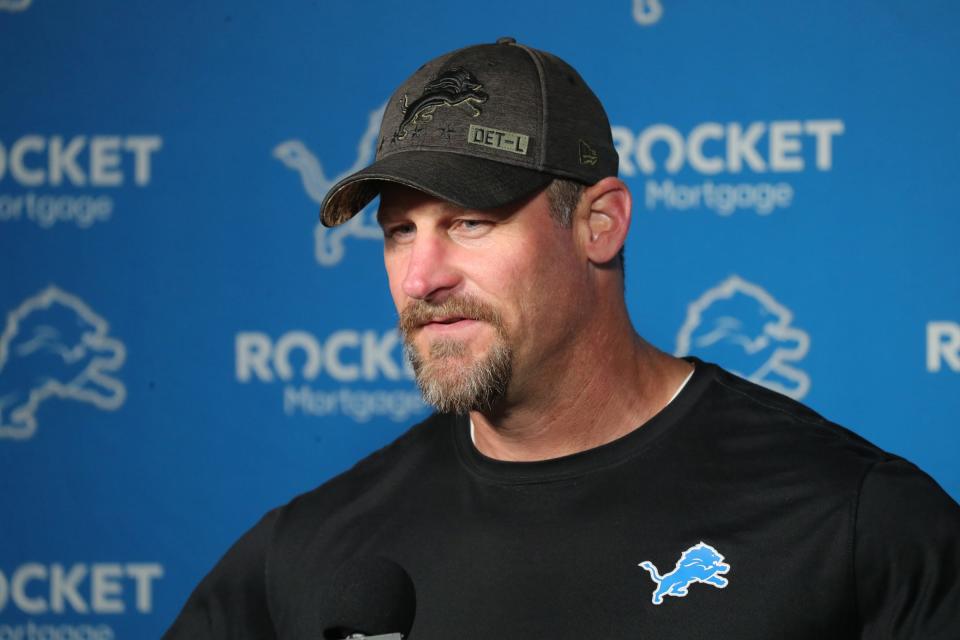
[{"x1": 320, "y1": 556, "x2": 416, "y2": 639}]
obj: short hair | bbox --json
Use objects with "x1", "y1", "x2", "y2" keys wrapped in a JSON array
[
  {"x1": 545, "y1": 178, "x2": 626, "y2": 272},
  {"x1": 545, "y1": 178, "x2": 584, "y2": 228}
]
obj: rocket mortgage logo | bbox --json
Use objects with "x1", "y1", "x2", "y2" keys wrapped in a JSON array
[
  {"x1": 612, "y1": 119, "x2": 843, "y2": 218},
  {"x1": 0, "y1": 134, "x2": 162, "y2": 229},
  {"x1": 0, "y1": 561, "x2": 165, "y2": 640},
  {"x1": 235, "y1": 327, "x2": 427, "y2": 424}
]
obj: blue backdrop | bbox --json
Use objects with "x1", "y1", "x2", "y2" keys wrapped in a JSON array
[{"x1": 2, "y1": 1, "x2": 958, "y2": 637}]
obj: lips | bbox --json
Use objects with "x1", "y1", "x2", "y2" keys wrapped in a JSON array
[
  {"x1": 420, "y1": 317, "x2": 480, "y2": 333},
  {"x1": 426, "y1": 316, "x2": 470, "y2": 326}
]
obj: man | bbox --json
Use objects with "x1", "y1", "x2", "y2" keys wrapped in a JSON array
[{"x1": 165, "y1": 38, "x2": 959, "y2": 638}]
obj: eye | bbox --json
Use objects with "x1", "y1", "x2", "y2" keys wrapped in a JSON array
[
  {"x1": 453, "y1": 218, "x2": 493, "y2": 237},
  {"x1": 383, "y1": 222, "x2": 415, "y2": 242}
]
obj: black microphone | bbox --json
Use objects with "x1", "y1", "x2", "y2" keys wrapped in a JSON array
[{"x1": 320, "y1": 556, "x2": 416, "y2": 639}]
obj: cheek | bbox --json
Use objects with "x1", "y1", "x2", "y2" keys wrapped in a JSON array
[
  {"x1": 518, "y1": 247, "x2": 583, "y2": 331},
  {"x1": 496, "y1": 253, "x2": 573, "y2": 332},
  {"x1": 384, "y1": 253, "x2": 407, "y2": 309}
]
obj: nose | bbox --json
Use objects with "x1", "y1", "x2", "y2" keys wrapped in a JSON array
[{"x1": 401, "y1": 232, "x2": 460, "y2": 301}]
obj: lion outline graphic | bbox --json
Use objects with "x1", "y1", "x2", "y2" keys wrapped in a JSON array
[
  {"x1": 0, "y1": 285, "x2": 126, "y2": 440},
  {"x1": 273, "y1": 103, "x2": 386, "y2": 267},
  {"x1": 675, "y1": 275, "x2": 811, "y2": 399}
]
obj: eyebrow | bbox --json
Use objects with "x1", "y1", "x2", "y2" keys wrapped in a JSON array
[
  {"x1": 375, "y1": 207, "x2": 403, "y2": 227},
  {"x1": 375, "y1": 200, "x2": 452, "y2": 225},
  {"x1": 375, "y1": 198, "x2": 513, "y2": 227}
]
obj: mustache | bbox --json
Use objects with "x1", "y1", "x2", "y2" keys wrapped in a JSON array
[{"x1": 398, "y1": 295, "x2": 503, "y2": 337}]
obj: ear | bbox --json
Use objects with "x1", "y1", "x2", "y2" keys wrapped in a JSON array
[{"x1": 577, "y1": 177, "x2": 632, "y2": 265}]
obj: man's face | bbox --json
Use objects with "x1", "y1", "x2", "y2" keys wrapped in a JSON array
[{"x1": 378, "y1": 184, "x2": 586, "y2": 413}]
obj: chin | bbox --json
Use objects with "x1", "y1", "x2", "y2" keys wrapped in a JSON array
[{"x1": 406, "y1": 333, "x2": 513, "y2": 414}]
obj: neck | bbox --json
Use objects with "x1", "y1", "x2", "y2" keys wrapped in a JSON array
[{"x1": 469, "y1": 305, "x2": 693, "y2": 462}]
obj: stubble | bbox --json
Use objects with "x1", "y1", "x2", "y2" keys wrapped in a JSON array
[{"x1": 399, "y1": 296, "x2": 513, "y2": 414}]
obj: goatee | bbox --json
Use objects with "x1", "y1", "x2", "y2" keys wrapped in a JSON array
[{"x1": 399, "y1": 296, "x2": 512, "y2": 414}]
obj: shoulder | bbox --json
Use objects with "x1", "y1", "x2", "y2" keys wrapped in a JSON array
[
  {"x1": 687, "y1": 361, "x2": 896, "y2": 486},
  {"x1": 690, "y1": 360, "x2": 958, "y2": 517},
  {"x1": 692, "y1": 363, "x2": 960, "y2": 635}
]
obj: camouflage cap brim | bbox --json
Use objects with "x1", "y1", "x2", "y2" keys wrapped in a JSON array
[{"x1": 320, "y1": 150, "x2": 554, "y2": 227}]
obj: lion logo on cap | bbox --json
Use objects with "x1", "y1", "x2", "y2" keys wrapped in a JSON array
[{"x1": 395, "y1": 68, "x2": 488, "y2": 141}]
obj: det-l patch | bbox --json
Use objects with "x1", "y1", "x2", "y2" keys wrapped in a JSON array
[{"x1": 467, "y1": 124, "x2": 529, "y2": 155}]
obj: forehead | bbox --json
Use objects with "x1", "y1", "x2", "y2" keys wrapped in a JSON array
[{"x1": 376, "y1": 183, "x2": 546, "y2": 224}]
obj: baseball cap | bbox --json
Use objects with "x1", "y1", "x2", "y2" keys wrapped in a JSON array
[{"x1": 319, "y1": 37, "x2": 618, "y2": 227}]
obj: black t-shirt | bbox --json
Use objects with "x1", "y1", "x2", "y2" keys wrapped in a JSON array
[{"x1": 164, "y1": 361, "x2": 960, "y2": 639}]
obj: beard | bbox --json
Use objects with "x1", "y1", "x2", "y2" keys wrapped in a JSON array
[{"x1": 399, "y1": 295, "x2": 513, "y2": 414}]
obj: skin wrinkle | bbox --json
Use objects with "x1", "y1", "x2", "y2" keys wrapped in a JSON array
[{"x1": 380, "y1": 179, "x2": 692, "y2": 462}]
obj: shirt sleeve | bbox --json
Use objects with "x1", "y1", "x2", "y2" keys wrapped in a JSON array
[
  {"x1": 162, "y1": 509, "x2": 280, "y2": 640},
  {"x1": 855, "y1": 458, "x2": 960, "y2": 638}
]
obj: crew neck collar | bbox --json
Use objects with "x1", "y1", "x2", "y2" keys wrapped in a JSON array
[{"x1": 453, "y1": 357, "x2": 713, "y2": 484}]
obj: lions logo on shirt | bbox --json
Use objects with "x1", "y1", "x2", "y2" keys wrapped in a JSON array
[{"x1": 639, "y1": 542, "x2": 730, "y2": 605}]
